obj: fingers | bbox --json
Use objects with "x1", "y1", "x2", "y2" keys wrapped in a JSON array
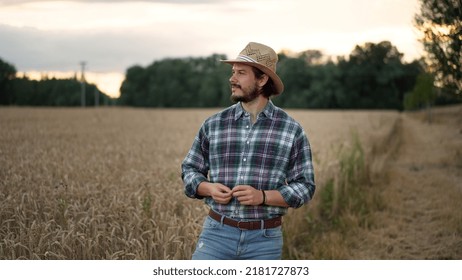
[
  {"x1": 232, "y1": 185, "x2": 253, "y2": 197},
  {"x1": 232, "y1": 185, "x2": 261, "y2": 205},
  {"x1": 211, "y1": 183, "x2": 233, "y2": 204},
  {"x1": 232, "y1": 185, "x2": 251, "y2": 192}
]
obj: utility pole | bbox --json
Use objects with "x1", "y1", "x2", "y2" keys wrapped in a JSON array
[{"x1": 80, "y1": 61, "x2": 86, "y2": 107}]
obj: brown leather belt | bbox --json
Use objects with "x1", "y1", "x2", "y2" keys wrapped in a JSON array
[{"x1": 208, "y1": 210, "x2": 282, "y2": 230}]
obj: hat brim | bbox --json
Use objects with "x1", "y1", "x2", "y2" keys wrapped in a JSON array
[{"x1": 221, "y1": 59, "x2": 284, "y2": 96}]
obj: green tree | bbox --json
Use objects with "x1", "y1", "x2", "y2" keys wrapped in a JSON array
[
  {"x1": 275, "y1": 54, "x2": 311, "y2": 108},
  {"x1": 404, "y1": 72, "x2": 436, "y2": 110},
  {"x1": 337, "y1": 41, "x2": 420, "y2": 109},
  {"x1": 10, "y1": 76, "x2": 110, "y2": 106},
  {"x1": 197, "y1": 54, "x2": 231, "y2": 107},
  {"x1": 306, "y1": 62, "x2": 345, "y2": 108},
  {"x1": 118, "y1": 54, "x2": 230, "y2": 107},
  {"x1": 415, "y1": 0, "x2": 462, "y2": 97},
  {"x1": 119, "y1": 65, "x2": 148, "y2": 106},
  {"x1": 0, "y1": 57, "x2": 17, "y2": 105}
]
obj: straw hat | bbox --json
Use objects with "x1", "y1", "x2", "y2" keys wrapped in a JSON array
[{"x1": 221, "y1": 42, "x2": 284, "y2": 96}]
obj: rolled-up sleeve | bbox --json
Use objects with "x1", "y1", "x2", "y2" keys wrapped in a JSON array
[
  {"x1": 278, "y1": 130, "x2": 316, "y2": 208},
  {"x1": 181, "y1": 125, "x2": 209, "y2": 199}
]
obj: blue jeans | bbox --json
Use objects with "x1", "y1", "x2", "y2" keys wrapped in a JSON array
[{"x1": 191, "y1": 216, "x2": 283, "y2": 260}]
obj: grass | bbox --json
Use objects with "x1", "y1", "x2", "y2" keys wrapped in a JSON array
[{"x1": 283, "y1": 131, "x2": 381, "y2": 259}]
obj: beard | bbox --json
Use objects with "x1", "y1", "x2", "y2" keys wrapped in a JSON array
[{"x1": 230, "y1": 82, "x2": 261, "y2": 103}]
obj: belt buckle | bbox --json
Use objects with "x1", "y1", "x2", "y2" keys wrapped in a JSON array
[{"x1": 237, "y1": 221, "x2": 248, "y2": 230}]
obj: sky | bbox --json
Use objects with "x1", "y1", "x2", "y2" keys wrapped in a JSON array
[{"x1": 0, "y1": 0, "x2": 423, "y2": 98}]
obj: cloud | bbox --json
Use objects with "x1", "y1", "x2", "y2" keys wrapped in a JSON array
[
  {"x1": 0, "y1": 23, "x2": 229, "y2": 73},
  {"x1": 1, "y1": 24, "x2": 130, "y2": 71}
]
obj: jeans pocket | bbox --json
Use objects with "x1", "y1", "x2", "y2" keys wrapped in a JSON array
[
  {"x1": 262, "y1": 226, "x2": 283, "y2": 238},
  {"x1": 203, "y1": 216, "x2": 222, "y2": 229}
]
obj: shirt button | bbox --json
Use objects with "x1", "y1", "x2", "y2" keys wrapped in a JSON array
[
  {"x1": 246, "y1": 125, "x2": 249, "y2": 129},
  {"x1": 243, "y1": 158, "x2": 247, "y2": 162},
  {"x1": 246, "y1": 141, "x2": 250, "y2": 144}
]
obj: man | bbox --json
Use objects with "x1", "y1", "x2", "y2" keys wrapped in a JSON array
[{"x1": 181, "y1": 42, "x2": 315, "y2": 260}]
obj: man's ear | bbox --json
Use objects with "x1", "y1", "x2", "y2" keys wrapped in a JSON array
[{"x1": 258, "y1": 74, "x2": 269, "y2": 87}]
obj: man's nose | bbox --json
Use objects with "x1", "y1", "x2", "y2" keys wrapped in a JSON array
[{"x1": 229, "y1": 74, "x2": 237, "y2": 83}]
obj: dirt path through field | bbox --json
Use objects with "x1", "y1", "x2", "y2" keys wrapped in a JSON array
[{"x1": 351, "y1": 106, "x2": 462, "y2": 259}]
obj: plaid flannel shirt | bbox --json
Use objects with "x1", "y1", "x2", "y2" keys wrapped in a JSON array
[{"x1": 181, "y1": 101, "x2": 315, "y2": 220}]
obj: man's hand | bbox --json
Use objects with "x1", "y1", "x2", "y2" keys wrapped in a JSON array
[
  {"x1": 197, "y1": 182, "x2": 233, "y2": 204},
  {"x1": 232, "y1": 185, "x2": 264, "y2": 206},
  {"x1": 210, "y1": 183, "x2": 233, "y2": 204}
]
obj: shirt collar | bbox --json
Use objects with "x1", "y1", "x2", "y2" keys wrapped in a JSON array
[{"x1": 233, "y1": 101, "x2": 275, "y2": 121}]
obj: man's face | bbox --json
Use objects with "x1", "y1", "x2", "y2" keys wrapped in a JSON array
[{"x1": 229, "y1": 63, "x2": 260, "y2": 103}]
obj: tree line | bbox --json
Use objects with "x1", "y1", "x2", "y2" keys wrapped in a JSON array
[
  {"x1": 118, "y1": 41, "x2": 426, "y2": 110},
  {"x1": 0, "y1": 41, "x2": 451, "y2": 110},
  {"x1": 0, "y1": 61, "x2": 114, "y2": 107},
  {"x1": 117, "y1": 39, "x2": 459, "y2": 110}
]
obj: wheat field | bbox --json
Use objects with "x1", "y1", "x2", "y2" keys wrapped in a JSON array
[{"x1": 0, "y1": 106, "x2": 401, "y2": 259}]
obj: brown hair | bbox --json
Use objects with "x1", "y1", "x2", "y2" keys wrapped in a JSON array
[{"x1": 252, "y1": 67, "x2": 278, "y2": 98}]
